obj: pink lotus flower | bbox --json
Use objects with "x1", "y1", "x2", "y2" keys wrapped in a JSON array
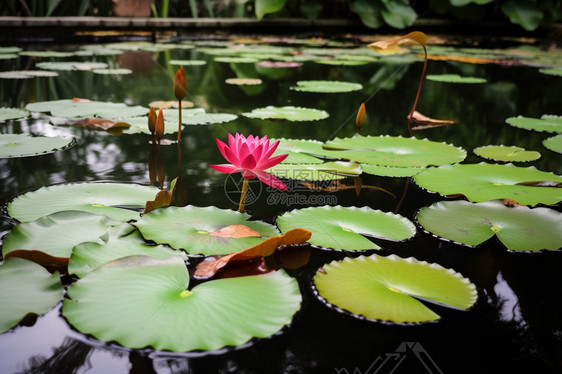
[{"x1": 210, "y1": 133, "x2": 288, "y2": 190}]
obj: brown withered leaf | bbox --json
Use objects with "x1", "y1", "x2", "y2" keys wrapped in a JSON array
[
  {"x1": 73, "y1": 118, "x2": 131, "y2": 132},
  {"x1": 194, "y1": 228, "x2": 311, "y2": 279},
  {"x1": 4, "y1": 250, "x2": 68, "y2": 274},
  {"x1": 410, "y1": 111, "x2": 456, "y2": 130},
  {"x1": 142, "y1": 189, "x2": 173, "y2": 214}
]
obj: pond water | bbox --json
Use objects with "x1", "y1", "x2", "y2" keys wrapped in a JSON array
[{"x1": 0, "y1": 33, "x2": 561, "y2": 374}]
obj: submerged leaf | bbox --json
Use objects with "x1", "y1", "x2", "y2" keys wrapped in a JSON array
[
  {"x1": 314, "y1": 254, "x2": 477, "y2": 323},
  {"x1": 63, "y1": 256, "x2": 301, "y2": 352}
]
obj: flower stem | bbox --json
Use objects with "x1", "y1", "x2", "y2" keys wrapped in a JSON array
[
  {"x1": 177, "y1": 100, "x2": 182, "y2": 143},
  {"x1": 407, "y1": 44, "x2": 427, "y2": 137},
  {"x1": 238, "y1": 178, "x2": 249, "y2": 212}
]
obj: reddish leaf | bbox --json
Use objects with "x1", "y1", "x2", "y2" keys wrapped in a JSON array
[
  {"x1": 210, "y1": 224, "x2": 262, "y2": 238},
  {"x1": 194, "y1": 228, "x2": 311, "y2": 279},
  {"x1": 73, "y1": 118, "x2": 131, "y2": 132},
  {"x1": 410, "y1": 111, "x2": 456, "y2": 130},
  {"x1": 142, "y1": 189, "x2": 173, "y2": 214}
]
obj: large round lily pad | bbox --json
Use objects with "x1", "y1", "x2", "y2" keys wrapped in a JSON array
[
  {"x1": 134, "y1": 206, "x2": 280, "y2": 256},
  {"x1": 242, "y1": 106, "x2": 329, "y2": 122},
  {"x1": 25, "y1": 99, "x2": 148, "y2": 119},
  {"x1": 63, "y1": 256, "x2": 301, "y2": 352},
  {"x1": 417, "y1": 200, "x2": 562, "y2": 251},
  {"x1": 68, "y1": 224, "x2": 187, "y2": 278},
  {"x1": 321, "y1": 135, "x2": 466, "y2": 167},
  {"x1": 413, "y1": 162, "x2": 562, "y2": 206},
  {"x1": 2, "y1": 211, "x2": 117, "y2": 259},
  {"x1": 0, "y1": 257, "x2": 63, "y2": 333},
  {"x1": 314, "y1": 254, "x2": 477, "y2": 323},
  {"x1": 0, "y1": 134, "x2": 74, "y2": 158},
  {"x1": 276, "y1": 206, "x2": 416, "y2": 251},
  {"x1": 7, "y1": 182, "x2": 159, "y2": 222},
  {"x1": 268, "y1": 162, "x2": 357, "y2": 181}
]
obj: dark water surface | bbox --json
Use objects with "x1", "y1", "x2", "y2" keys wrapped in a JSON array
[{"x1": 0, "y1": 34, "x2": 561, "y2": 373}]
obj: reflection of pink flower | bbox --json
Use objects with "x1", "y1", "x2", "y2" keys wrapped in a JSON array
[{"x1": 210, "y1": 133, "x2": 288, "y2": 190}]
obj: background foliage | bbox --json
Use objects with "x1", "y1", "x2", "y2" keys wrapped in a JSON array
[{"x1": 2, "y1": 0, "x2": 561, "y2": 31}]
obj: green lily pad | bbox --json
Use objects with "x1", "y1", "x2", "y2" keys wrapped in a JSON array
[
  {"x1": 276, "y1": 149, "x2": 324, "y2": 164},
  {"x1": 360, "y1": 164, "x2": 424, "y2": 177},
  {"x1": 134, "y1": 206, "x2": 280, "y2": 256},
  {"x1": 0, "y1": 54, "x2": 18, "y2": 60},
  {"x1": 92, "y1": 68, "x2": 133, "y2": 75},
  {"x1": 25, "y1": 99, "x2": 148, "y2": 119},
  {"x1": 314, "y1": 59, "x2": 370, "y2": 66},
  {"x1": 169, "y1": 59, "x2": 207, "y2": 66},
  {"x1": 36, "y1": 61, "x2": 108, "y2": 71},
  {"x1": 181, "y1": 113, "x2": 238, "y2": 125},
  {"x1": 274, "y1": 138, "x2": 327, "y2": 156},
  {"x1": 7, "y1": 182, "x2": 159, "y2": 222},
  {"x1": 506, "y1": 115, "x2": 562, "y2": 133},
  {"x1": 63, "y1": 256, "x2": 301, "y2": 351},
  {"x1": 290, "y1": 80, "x2": 363, "y2": 93},
  {"x1": 2, "y1": 211, "x2": 118, "y2": 259},
  {"x1": 0, "y1": 107, "x2": 30, "y2": 121},
  {"x1": 321, "y1": 135, "x2": 466, "y2": 167},
  {"x1": 426, "y1": 74, "x2": 487, "y2": 84},
  {"x1": 276, "y1": 206, "x2": 416, "y2": 251},
  {"x1": 68, "y1": 224, "x2": 187, "y2": 278},
  {"x1": 0, "y1": 46, "x2": 22, "y2": 53},
  {"x1": 0, "y1": 257, "x2": 63, "y2": 333},
  {"x1": 413, "y1": 162, "x2": 562, "y2": 206},
  {"x1": 214, "y1": 57, "x2": 259, "y2": 64},
  {"x1": 242, "y1": 106, "x2": 329, "y2": 122},
  {"x1": 0, "y1": 134, "x2": 74, "y2": 158},
  {"x1": 267, "y1": 162, "x2": 356, "y2": 181},
  {"x1": 543, "y1": 134, "x2": 562, "y2": 154},
  {"x1": 19, "y1": 51, "x2": 74, "y2": 58},
  {"x1": 473, "y1": 145, "x2": 541, "y2": 162},
  {"x1": 539, "y1": 67, "x2": 562, "y2": 77},
  {"x1": 417, "y1": 200, "x2": 562, "y2": 251},
  {"x1": 314, "y1": 254, "x2": 477, "y2": 323},
  {"x1": 0, "y1": 70, "x2": 59, "y2": 79}
]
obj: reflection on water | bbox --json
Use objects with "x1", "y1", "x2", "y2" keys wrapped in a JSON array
[{"x1": 0, "y1": 35, "x2": 561, "y2": 373}]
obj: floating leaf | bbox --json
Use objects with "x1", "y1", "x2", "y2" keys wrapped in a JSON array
[
  {"x1": 242, "y1": 106, "x2": 329, "y2": 122},
  {"x1": 368, "y1": 31, "x2": 427, "y2": 54},
  {"x1": 267, "y1": 162, "x2": 354, "y2": 181},
  {"x1": 473, "y1": 145, "x2": 540, "y2": 162},
  {"x1": 0, "y1": 70, "x2": 59, "y2": 79},
  {"x1": 7, "y1": 182, "x2": 159, "y2": 222},
  {"x1": 194, "y1": 228, "x2": 311, "y2": 279},
  {"x1": 543, "y1": 134, "x2": 562, "y2": 154},
  {"x1": 0, "y1": 257, "x2": 63, "y2": 334},
  {"x1": 413, "y1": 162, "x2": 562, "y2": 206},
  {"x1": 2, "y1": 211, "x2": 118, "y2": 260},
  {"x1": 36, "y1": 61, "x2": 108, "y2": 71},
  {"x1": 426, "y1": 74, "x2": 487, "y2": 84},
  {"x1": 63, "y1": 256, "x2": 301, "y2": 352},
  {"x1": 0, "y1": 134, "x2": 74, "y2": 158},
  {"x1": 417, "y1": 200, "x2": 562, "y2": 251},
  {"x1": 277, "y1": 206, "x2": 416, "y2": 251},
  {"x1": 506, "y1": 115, "x2": 562, "y2": 133},
  {"x1": 290, "y1": 80, "x2": 363, "y2": 93},
  {"x1": 68, "y1": 224, "x2": 186, "y2": 278},
  {"x1": 360, "y1": 164, "x2": 424, "y2": 177},
  {"x1": 214, "y1": 56, "x2": 259, "y2": 64},
  {"x1": 314, "y1": 254, "x2": 477, "y2": 323},
  {"x1": 134, "y1": 206, "x2": 280, "y2": 255},
  {"x1": 25, "y1": 99, "x2": 148, "y2": 119},
  {"x1": 321, "y1": 135, "x2": 466, "y2": 167},
  {"x1": 313, "y1": 59, "x2": 369, "y2": 66},
  {"x1": 226, "y1": 78, "x2": 263, "y2": 85},
  {"x1": 169, "y1": 59, "x2": 207, "y2": 66},
  {"x1": 92, "y1": 68, "x2": 133, "y2": 75},
  {"x1": 72, "y1": 118, "x2": 131, "y2": 132},
  {"x1": 0, "y1": 107, "x2": 30, "y2": 121},
  {"x1": 539, "y1": 67, "x2": 562, "y2": 77},
  {"x1": 19, "y1": 51, "x2": 74, "y2": 58},
  {"x1": 181, "y1": 113, "x2": 238, "y2": 125}
]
